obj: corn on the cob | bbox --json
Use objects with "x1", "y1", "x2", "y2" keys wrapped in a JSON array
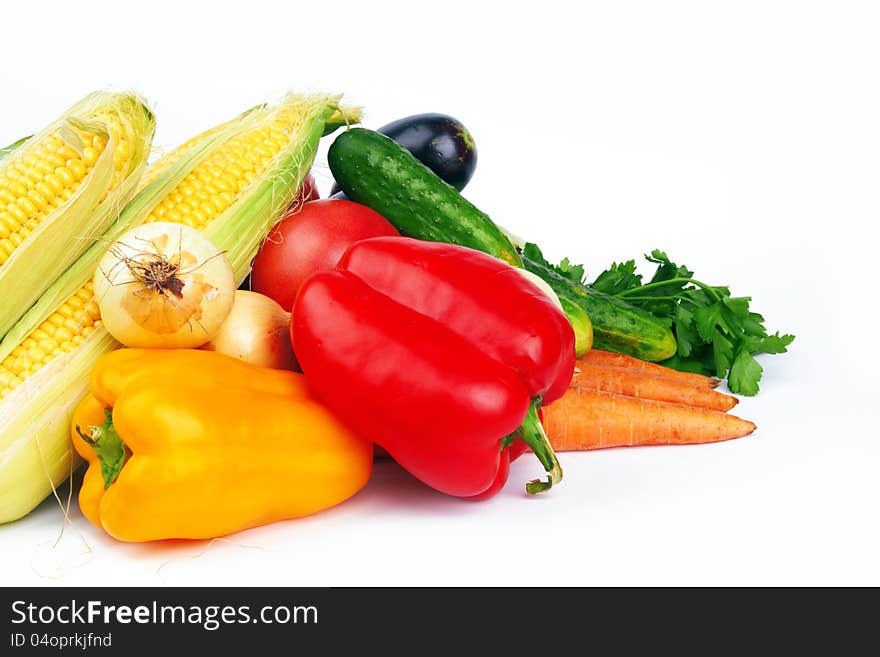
[
  {"x1": 0, "y1": 93, "x2": 360, "y2": 524},
  {"x1": 0, "y1": 92, "x2": 155, "y2": 340}
]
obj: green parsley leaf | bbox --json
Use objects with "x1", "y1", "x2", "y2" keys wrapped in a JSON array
[
  {"x1": 729, "y1": 349, "x2": 763, "y2": 396},
  {"x1": 673, "y1": 304, "x2": 697, "y2": 357},
  {"x1": 585, "y1": 249, "x2": 793, "y2": 395},
  {"x1": 591, "y1": 260, "x2": 642, "y2": 295},
  {"x1": 660, "y1": 352, "x2": 714, "y2": 376},
  {"x1": 646, "y1": 250, "x2": 693, "y2": 290},
  {"x1": 522, "y1": 242, "x2": 551, "y2": 268},
  {"x1": 522, "y1": 243, "x2": 585, "y2": 283},
  {"x1": 757, "y1": 333, "x2": 796, "y2": 355},
  {"x1": 556, "y1": 257, "x2": 585, "y2": 284},
  {"x1": 741, "y1": 312, "x2": 767, "y2": 337},
  {"x1": 712, "y1": 329, "x2": 735, "y2": 378},
  {"x1": 694, "y1": 302, "x2": 723, "y2": 342},
  {"x1": 722, "y1": 296, "x2": 752, "y2": 319}
]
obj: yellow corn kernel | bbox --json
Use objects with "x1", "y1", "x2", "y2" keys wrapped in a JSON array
[
  {"x1": 54, "y1": 166, "x2": 74, "y2": 186},
  {"x1": 4, "y1": 179, "x2": 27, "y2": 198},
  {"x1": 0, "y1": 218, "x2": 13, "y2": 239},
  {"x1": 42, "y1": 173, "x2": 64, "y2": 196},
  {"x1": 6, "y1": 203, "x2": 27, "y2": 224},
  {"x1": 66, "y1": 158, "x2": 87, "y2": 179},
  {"x1": 16, "y1": 196, "x2": 39, "y2": 216},
  {"x1": 33, "y1": 182, "x2": 55, "y2": 203}
]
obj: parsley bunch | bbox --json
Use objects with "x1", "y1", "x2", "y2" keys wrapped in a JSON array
[{"x1": 523, "y1": 244, "x2": 794, "y2": 396}]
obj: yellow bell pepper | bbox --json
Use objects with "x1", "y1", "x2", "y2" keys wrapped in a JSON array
[{"x1": 71, "y1": 349, "x2": 373, "y2": 542}]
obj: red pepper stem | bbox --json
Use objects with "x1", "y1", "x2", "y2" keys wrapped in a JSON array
[{"x1": 516, "y1": 401, "x2": 563, "y2": 494}]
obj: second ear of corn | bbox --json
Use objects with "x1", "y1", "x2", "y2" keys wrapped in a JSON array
[{"x1": 0, "y1": 92, "x2": 361, "y2": 524}]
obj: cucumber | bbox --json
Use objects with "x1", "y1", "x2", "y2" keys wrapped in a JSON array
[
  {"x1": 523, "y1": 256, "x2": 677, "y2": 362},
  {"x1": 328, "y1": 128, "x2": 522, "y2": 267},
  {"x1": 559, "y1": 297, "x2": 594, "y2": 356},
  {"x1": 513, "y1": 268, "x2": 593, "y2": 357},
  {"x1": 329, "y1": 126, "x2": 674, "y2": 362}
]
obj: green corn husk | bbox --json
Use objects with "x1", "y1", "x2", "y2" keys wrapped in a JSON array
[
  {"x1": 0, "y1": 93, "x2": 360, "y2": 524},
  {"x1": 0, "y1": 136, "x2": 30, "y2": 162},
  {"x1": 0, "y1": 92, "x2": 156, "y2": 339}
]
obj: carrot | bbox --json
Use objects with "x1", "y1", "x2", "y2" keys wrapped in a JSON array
[
  {"x1": 542, "y1": 387, "x2": 756, "y2": 451},
  {"x1": 571, "y1": 362, "x2": 738, "y2": 412},
  {"x1": 580, "y1": 349, "x2": 721, "y2": 389}
]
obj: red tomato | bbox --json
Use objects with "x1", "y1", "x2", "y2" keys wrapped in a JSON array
[
  {"x1": 294, "y1": 171, "x2": 319, "y2": 205},
  {"x1": 251, "y1": 199, "x2": 399, "y2": 311}
]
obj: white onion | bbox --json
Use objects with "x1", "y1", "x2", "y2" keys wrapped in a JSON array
[
  {"x1": 94, "y1": 222, "x2": 235, "y2": 348},
  {"x1": 201, "y1": 290, "x2": 297, "y2": 370}
]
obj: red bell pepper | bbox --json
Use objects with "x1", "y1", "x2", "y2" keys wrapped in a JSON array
[
  {"x1": 337, "y1": 237, "x2": 575, "y2": 405},
  {"x1": 466, "y1": 441, "x2": 529, "y2": 501},
  {"x1": 292, "y1": 237, "x2": 573, "y2": 498}
]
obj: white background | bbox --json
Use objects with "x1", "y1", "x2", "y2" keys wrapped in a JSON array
[{"x1": 1, "y1": 0, "x2": 878, "y2": 586}]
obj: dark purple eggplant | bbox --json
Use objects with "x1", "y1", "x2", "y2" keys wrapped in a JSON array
[{"x1": 330, "y1": 113, "x2": 477, "y2": 195}]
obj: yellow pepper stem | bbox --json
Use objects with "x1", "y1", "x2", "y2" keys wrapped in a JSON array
[{"x1": 75, "y1": 409, "x2": 128, "y2": 489}]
